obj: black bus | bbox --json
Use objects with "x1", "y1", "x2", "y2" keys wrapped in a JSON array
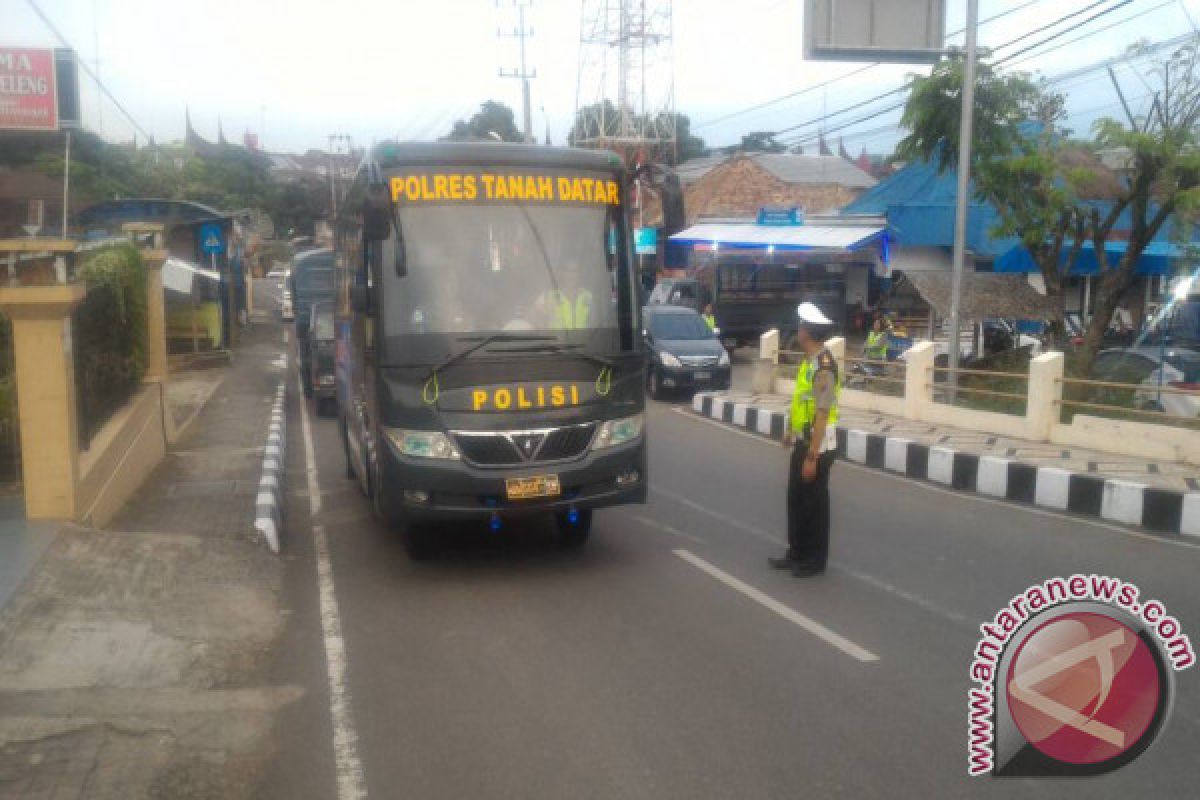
[{"x1": 334, "y1": 142, "x2": 646, "y2": 557}]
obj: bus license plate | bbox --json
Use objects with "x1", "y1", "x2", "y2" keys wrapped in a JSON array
[
  {"x1": 506, "y1": 475, "x2": 562, "y2": 500},
  {"x1": 694, "y1": 371, "x2": 711, "y2": 381}
]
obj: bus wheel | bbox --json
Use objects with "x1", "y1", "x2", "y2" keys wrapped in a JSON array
[
  {"x1": 555, "y1": 509, "x2": 592, "y2": 548},
  {"x1": 401, "y1": 524, "x2": 436, "y2": 561},
  {"x1": 647, "y1": 369, "x2": 663, "y2": 401}
]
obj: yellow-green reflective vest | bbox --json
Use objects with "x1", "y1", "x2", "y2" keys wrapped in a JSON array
[
  {"x1": 790, "y1": 351, "x2": 840, "y2": 435},
  {"x1": 554, "y1": 290, "x2": 593, "y2": 329},
  {"x1": 702, "y1": 313, "x2": 716, "y2": 330},
  {"x1": 865, "y1": 330, "x2": 888, "y2": 359}
]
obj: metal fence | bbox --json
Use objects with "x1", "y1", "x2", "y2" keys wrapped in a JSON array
[
  {"x1": 1059, "y1": 376, "x2": 1200, "y2": 431},
  {"x1": 931, "y1": 366, "x2": 1029, "y2": 416}
]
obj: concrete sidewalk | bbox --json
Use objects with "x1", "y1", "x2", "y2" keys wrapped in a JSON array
[
  {"x1": 693, "y1": 388, "x2": 1200, "y2": 536},
  {"x1": 0, "y1": 319, "x2": 294, "y2": 799}
]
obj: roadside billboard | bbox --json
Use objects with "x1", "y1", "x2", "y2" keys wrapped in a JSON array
[
  {"x1": 0, "y1": 47, "x2": 59, "y2": 130},
  {"x1": 804, "y1": 0, "x2": 946, "y2": 63}
]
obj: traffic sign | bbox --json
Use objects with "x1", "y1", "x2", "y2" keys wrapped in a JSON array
[{"x1": 199, "y1": 222, "x2": 225, "y2": 255}]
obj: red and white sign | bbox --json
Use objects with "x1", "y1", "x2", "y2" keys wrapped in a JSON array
[{"x1": 0, "y1": 47, "x2": 58, "y2": 131}]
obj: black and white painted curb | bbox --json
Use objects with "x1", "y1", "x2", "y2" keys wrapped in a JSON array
[
  {"x1": 254, "y1": 382, "x2": 286, "y2": 553},
  {"x1": 692, "y1": 392, "x2": 1200, "y2": 538}
]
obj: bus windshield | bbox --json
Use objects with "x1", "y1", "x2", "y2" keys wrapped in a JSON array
[{"x1": 383, "y1": 203, "x2": 619, "y2": 336}]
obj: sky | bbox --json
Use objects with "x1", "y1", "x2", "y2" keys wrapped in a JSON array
[{"x1": 5, "y1": 0, "x2": 1200, "y2": 156}]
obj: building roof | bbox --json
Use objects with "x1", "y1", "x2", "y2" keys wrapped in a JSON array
[
  {"x1": 675, "y1": 154, "x2": 727, "y2": 186},
  {"x1": 750, "y1": 153, "x2": 877, "y2": 189},
  {"x1": 669, "y1": 221, "x2": 885, "y2": 252},
  {"x1": 904, "y1": 272, "x2": 1058, "y2": 320}
]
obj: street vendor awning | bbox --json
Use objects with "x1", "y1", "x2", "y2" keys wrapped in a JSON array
[
  {"x1": 163, "y1": 257, "x2": 221, "y2": 294},
  {"x1": 668, "y1": 223, "x2": 886, "y2": 252},
  {"x1": 994, "y1": 239, "x2": 1184, "y2": 276}
]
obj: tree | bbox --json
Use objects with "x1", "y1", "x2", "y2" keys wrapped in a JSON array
[
  {"x1": 897, "y1": 41, "x2": 1200, "y2": 366},
  {"x1": 443, "y1": 101, "x2": 524, "y2": 143},
  {"x1": 734, "y1": 131, "x2": 787, "y2": 154}
]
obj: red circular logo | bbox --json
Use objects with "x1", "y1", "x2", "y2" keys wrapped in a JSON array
[{"x1": 1006, "y1": 611, "x2": 1162, "y2": 766}]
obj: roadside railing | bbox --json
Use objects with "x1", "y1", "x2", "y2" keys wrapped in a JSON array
[
  {"x1": 1059, "y1": 376, "x2": 1200, "y2": 431},
  {"x1": 932, "y1": 366, "x2": 1029, "y2": 416},
  {"x1": 845, "y1": 356, "x2": 906, "y2": 397}
]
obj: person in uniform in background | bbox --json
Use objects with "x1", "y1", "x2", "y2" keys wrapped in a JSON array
[
  {"x1": 864, "y1": 317, "x2": 888, "y2": 361},
  {"x1": 769, "y1": 302, "x2": 841, "y2": 578},
  {"x1": 702, "y1": 304, "x2": 716, "y2": 331}
]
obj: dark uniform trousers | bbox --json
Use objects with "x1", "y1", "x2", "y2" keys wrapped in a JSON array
[{"x1": 786, "y1": 443, "x2": 836, "y2": 569}]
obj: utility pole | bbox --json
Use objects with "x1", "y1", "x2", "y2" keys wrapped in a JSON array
[
  {"x1": 947, "y1": 0, "x2": 979, "y2": 401},
  {"x1": 498, "y1": 1, "x2": 536, "y2": 142},
  {"x1": 327, "y1": 133, "x2": 351, "y2": 223}
]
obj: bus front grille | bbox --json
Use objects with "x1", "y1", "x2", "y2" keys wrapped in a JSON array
[{"x1": 452, "y1": 423, "x2": 597, "y2": 466}]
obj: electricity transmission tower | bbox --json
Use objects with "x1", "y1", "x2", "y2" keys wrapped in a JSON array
[{"x1": 574, "y1": 0, "x2": 676, "y2": 164}]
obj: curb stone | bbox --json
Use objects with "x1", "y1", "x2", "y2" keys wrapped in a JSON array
[
  {"x1": 253, "y1": 382, "x2": 286, "y2": 553},
  {"x1": 691, "y1": 391, "x2": 1200, "y2": 537}
]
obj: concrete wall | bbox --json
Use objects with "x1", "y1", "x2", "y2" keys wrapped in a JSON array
[
  {"x1": 76, "y1": 380, "x2": 168, "y2": 528},
  {"x1": 1052, "y1": 415, "x2": 1200, "y2": 467}
]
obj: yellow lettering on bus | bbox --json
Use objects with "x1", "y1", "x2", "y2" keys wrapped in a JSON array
[
  {"x1": 570, "y1": 385, "x2": 580, "y2": 405},
  {"x1": 448, "y1": 174, "x2": 463, "y2": 200},
  {"x1": 433, "y1": 174, "x2": 449, "y2": 200},
  {"x1": 464, "y1": 174, "x2": 478, "y2": 200},
  {"x1": 537, "y1": 386, "x2": 546, "y2": 406},
  {"x1": 390, "y1": 177, "x2": 405, "y2": 202},
  {"x1": 537, "y1": 176, "x2": 552, "y2": 200},
  {"x1": 493, "y1": 176, "x2": 510, "y2": 200},
  {"x1": 481, "y1": 174, "x2": 496, "y2": 199},
  {"x1": 607, "y1": 181, "x2": 620, "y2": 204},
  {"x1": 494, "y1": 388, "x2": 512, "y2": 410},
  {"x1": 517, "y1": 387, "x2": 533, "y2": 409},
  {"x1": 557, "y1": 177, "x2": 571, "y2": 202},
  {"x1": 405, "y1": 176, "x2": 421, "y2": 202},
  {"x1": 550, "y1": 386, "x2": 565, "y2": 406},
  {"x1": 471, "y1": 390, "x2": 488, "y2": 410}
]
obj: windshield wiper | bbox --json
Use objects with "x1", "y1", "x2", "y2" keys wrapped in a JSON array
[
  {"x1": 424, "y1": 333, "x2": 556, "y2": 381},
  {"x1": 489, "y1": 342, "x2": 614, "y2": 369}
]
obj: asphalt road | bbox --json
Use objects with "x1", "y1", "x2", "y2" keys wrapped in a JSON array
[{"x1": 254, "y1": 284, "x2": 1200, "y2": 799}]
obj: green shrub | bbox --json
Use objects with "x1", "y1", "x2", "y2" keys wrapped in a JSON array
[{"x1": 74, "y1": 243, "x2": 148, "y2": 440}]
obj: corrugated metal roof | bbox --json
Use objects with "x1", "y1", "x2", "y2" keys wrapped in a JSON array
[
  {"x1": 669, "y1": 222, "x2": 885, "y2": 251},
  {"x1": 751, "y1": 154, "x2": 877, "y2": 189},
  {"x1": 675, "y1": 154, "x2": 728, "y2": 185}
]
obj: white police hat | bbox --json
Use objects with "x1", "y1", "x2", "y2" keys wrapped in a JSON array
[{"x1": 796, "y1": 302, "x2": 833, "y2": 327}]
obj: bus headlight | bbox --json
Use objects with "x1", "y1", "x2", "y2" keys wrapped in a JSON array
[
  {"x1": 385, "y1": 428, "x2": 461, "y2": 460},
  {"x1": 660, "y1": 351, "x2": 682, "y2": 368},
  {"x1": 593, "y1": 413, "x2": 644, "y2": 450}
]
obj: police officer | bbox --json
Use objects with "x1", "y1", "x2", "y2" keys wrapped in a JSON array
[
  {"x1": 769, "y1": 302, "x2": 840, "y2": 577},
  {"x1": 864, "y1": 317, "x2": 888, "y2": 361},
  {"x1": 702, "y1": 304, "x2": 716, "y2": 331}
]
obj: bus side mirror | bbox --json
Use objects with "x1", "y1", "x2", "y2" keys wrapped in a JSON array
[
  {"x1": 351, "y1": 284, "x2": 371, "y2": 314},
  {"x1": 364, "y1": 188, "x2": 391, "y2": 242}
]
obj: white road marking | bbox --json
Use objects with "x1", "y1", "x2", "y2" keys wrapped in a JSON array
[
  {"x1": 674, "y1": 549, "x2": 879, "y2": 663},
  {"x1": 629, "y1": 513, "x2": 705, "y2": 544},
  {"x1": 650, "y1": 485, "x2": 782, "y2": 546},
  {"x1": 298, "y1": 373, "x2": 368, "y2": 800},
  {"x1": 670, "y1": 406, "x2": 1200, "y2": 552}
]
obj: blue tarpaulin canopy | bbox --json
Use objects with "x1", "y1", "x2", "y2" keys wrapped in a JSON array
[{"x1": 994, "y1": 239, "x2": 1185, "y2": 276}]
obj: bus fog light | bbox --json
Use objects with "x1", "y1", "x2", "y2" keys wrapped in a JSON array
[
  {"x1": 616, "y1": 469, "x2": 640, "y2": 487},
  {"x1": 404, "y1": 490, "x2": 430, "y2": 504}
]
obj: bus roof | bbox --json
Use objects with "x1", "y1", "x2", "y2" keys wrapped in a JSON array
[{"x1": 368, "y1": 141, "x2": 627, "y2": 174}]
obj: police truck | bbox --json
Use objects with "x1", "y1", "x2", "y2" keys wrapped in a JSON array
[{"x1": 335, "y1": 142, "x2": 647, "y2": 558}]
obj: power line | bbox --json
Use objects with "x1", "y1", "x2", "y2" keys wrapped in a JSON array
[
  {"x1": 771, "y1": 0, "x2": 1145, "y2": 146},
  {"x1": 23, "y1": 0, "x2": 154, "y2": 143},
  {"x1": 693, "y1": 0, "x2": 1049, "y2": 132}
]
